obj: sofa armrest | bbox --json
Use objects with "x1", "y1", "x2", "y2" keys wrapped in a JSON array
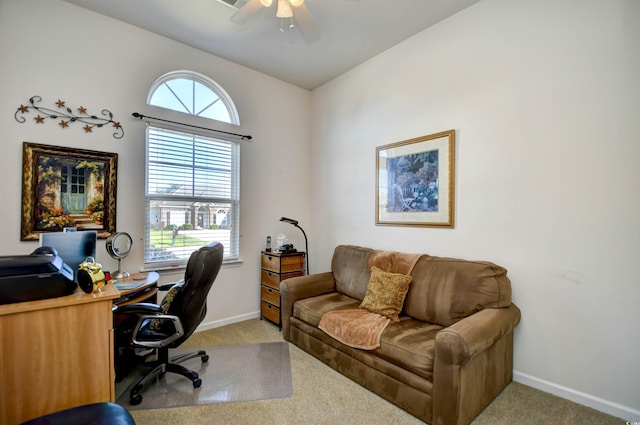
[
  {"x1": 433, "y1": 304, "x2": 521, "y2": 425},
  {"x1": 436, "y1": 304, "x2": 521, "y2": 365},
  {"x1": 280, "y1": 272, "x2": 336, "y2": 340}
]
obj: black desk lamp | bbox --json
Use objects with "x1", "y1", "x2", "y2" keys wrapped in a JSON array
[{"x1": 279, "y1": 216, "x2": 309, "y2": 274}]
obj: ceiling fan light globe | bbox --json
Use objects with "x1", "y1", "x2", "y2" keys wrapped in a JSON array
[
  {"x1": 276, "y1": 0, "x2": 293, "y2": 18},
  {"x1": 259, "y1": 0, "x2": 273, "y2": 7}
]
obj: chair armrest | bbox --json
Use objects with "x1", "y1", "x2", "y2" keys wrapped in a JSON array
[
  {"x1": 433, "y1": 304, "x2": 521, "y2": 425},
  {"x1": 280, "y1": 272, "x2": 336, "y2": 340},
  {"x1": 131, "y1": 314, "x2": 185, "y2": 348},
  {"x1": 114, "y1": 302, "x2": 162, "y2": 316}
]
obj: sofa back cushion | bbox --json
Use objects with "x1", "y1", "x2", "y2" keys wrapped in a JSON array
[
  {"x1": 404, "y1": 256, "x2": 512, "y2": 327},
  {"x1": 331, "y1": 245, "x2": 374, "y2": 301}
]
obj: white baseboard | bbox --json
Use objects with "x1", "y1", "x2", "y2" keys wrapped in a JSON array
[
  {"x1": 196, "y1": 310, "x2": 261, "y2": 332},
  {"x1": 514, "y1": 371, "x2": 639, "y2": 422}
]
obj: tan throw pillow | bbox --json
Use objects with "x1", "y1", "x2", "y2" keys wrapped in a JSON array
[{"x1": 360, "y1": 266, "x2": 412, "y2": 322}]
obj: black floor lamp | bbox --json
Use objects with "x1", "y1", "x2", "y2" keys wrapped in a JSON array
[{"x1": 279, "y1": 217, "x2": 309, "y2": 274}]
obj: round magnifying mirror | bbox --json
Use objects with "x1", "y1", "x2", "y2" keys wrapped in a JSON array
[{"x1": 106, "y1": 232, "x2": 133, "y2": 279}]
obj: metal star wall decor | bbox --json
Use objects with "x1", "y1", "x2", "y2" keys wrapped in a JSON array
[{"x1": 15, "y1": 95, "x2": 124, "y2": 139}]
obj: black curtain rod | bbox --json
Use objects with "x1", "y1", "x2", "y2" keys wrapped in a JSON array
[{"x1": 131, "y1": 112, "x2": 252, "y2": 140}]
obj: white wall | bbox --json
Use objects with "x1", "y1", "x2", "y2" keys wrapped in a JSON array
[
  {"x1": 310, "y1": 0, "x2": 640, "y2": 420},
  {"x1": 2, "y1": 0, "x2": 639, "y2": 420},
  {"x1": 0, "y1": 0, "x2": 312, "y2": 326}
]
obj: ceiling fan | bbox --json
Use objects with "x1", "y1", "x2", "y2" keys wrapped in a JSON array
[{"x1": 227, "y1": 0, "x2": 320, "y2": 42}]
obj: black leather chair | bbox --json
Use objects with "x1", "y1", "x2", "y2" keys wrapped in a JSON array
[
  {"x1": 114, "y1": 242, "x2": 224, "y2": 405},
  {"x1": 19, "y1": 402, "x2": 135, "y2": 425}
]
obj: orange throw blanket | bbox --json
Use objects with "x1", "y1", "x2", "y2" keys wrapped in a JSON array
[
  {"x1": 368, "y1": 250, "x2": 422, "y2": 275},
  {"x1": 319, "y1": 250, "x2": 423, "y2": 350},
  {"x1": 319, "y1": 309, "x2": 391, "y2": 350}
]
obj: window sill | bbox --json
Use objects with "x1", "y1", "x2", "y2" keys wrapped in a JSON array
[{"x1": 141, "y1": 257, "x2": 243, "y2": 274}]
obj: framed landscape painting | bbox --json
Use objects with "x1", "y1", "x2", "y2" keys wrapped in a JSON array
[
  {"x1": 21, "y1": 142, "x2": 118, "y2": 240},
  {"x1": 376, "y1": 130, "x2": 455, "y2": 227}
]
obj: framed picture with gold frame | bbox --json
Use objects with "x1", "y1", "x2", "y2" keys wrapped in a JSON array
[
  {"x1": 21, "y1": 142, "x2": 118, "y2": 240},
  {"x1": 376, "y1": 130, "x2": 455, "y2": 227}
]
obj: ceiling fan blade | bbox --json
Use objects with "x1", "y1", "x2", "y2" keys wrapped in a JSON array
[
  {"x1": 230, "y1": 0, "x2": 263, "y2": 25},
  {"x1": 295, "y1": 4, "x2": 320, "y2": 43}
]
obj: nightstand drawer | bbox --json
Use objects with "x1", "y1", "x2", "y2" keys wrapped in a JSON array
[
  {"x1": 261, "y1": 301, "x2": 280, "y2": 324},
  {"x1": 261, "y1": 270, "x2": 304, "y2": 290},
  {"x1": 261, "y1": 285, "x2": 280, "y2": 307},
  {"x1": 261, "y1": 253, "x2": 305, "y2": 273}
]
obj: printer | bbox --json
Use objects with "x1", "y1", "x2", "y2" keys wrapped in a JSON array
[{"x1": 0, "y1": 247, "x2": 76, "y2": 305}]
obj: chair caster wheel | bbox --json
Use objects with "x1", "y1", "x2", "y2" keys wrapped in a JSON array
[
  {"x1": 202, "y1": 355, "x2": 209, "y2": 363},
  {"x1": 193, "y1": 378, "x2": 202, "y2": 388},
  {"x1": 130, "y1": 394, "x2": 143, "y2": 405}
]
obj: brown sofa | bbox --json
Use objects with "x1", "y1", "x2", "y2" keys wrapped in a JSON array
[{"x1": 280, "y1": 245, "x2": 521, "y2": 425}]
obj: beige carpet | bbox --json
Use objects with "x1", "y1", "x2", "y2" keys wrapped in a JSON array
[
  {"x1": 128, "y1": 319, "x2": 626, "y2": 425},
  {"x1": 116, "y1": 342, "x2": 292, "y2": 410}
]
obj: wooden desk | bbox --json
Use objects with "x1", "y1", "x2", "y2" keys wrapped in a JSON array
[
  {"x1": 113, "y1": 271, "x2": 159, "y2": 306},
  {"x1": 0, "y1": 284, "x2": 119, "y2": 425}
]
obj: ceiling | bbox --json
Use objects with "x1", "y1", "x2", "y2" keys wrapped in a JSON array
[{"x1": 62, "y1": 0, "x2": 481, "y2": 90}]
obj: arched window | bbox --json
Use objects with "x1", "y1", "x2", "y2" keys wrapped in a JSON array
[
  {"x1": 144, "y1": 71, "x2": 240, "y2": 268},
  {"x1": 148, "y1": 70, "x2": 239, "y2": 124}
]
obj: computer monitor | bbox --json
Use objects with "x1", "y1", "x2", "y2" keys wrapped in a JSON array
[{"x1": 39, "y1": 231, "x2": 97, "y2": 282}]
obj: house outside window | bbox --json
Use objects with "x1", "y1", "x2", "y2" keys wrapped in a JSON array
[{"x1": 144, "y1": 71, "x2": 240, "y2": 268}]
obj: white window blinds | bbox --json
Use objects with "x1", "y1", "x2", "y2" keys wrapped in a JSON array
[{"x1": 144, "y1": 126, "x2": 239, "y2": 267}]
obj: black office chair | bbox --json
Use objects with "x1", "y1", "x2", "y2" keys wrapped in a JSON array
[
  {"x1": 19, "y1": 402, "x2": 135, "y2": 425},
  {"x1": 114, "y1": 242, "x2": 224, "y2": 405}
]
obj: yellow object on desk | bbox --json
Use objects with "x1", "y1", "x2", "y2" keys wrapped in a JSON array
[{"x1": 77, "y1": 256, "x2": 106, "y2": 294}]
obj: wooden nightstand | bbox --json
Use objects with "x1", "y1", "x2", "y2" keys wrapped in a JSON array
[{"x1": 260, "y1": 250, "x2": 305, "y2": 327}]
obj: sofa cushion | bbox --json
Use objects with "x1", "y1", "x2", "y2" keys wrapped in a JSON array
[
  {"x1": 331, "y1": 245, "x2": 375, "y2": 301},
  {"x1": 405, "y1": 256, "x2": 512, "y2": 327},
  {"x1": 294, "y1": 291, "x2": 442, "y2": 381},
  {"x1": 377, "y1": 317, "x2": 443, "y2": 381},
  {"x1": 360, "y1": 266, "x2": 412, "y2": 322},
  {"x1": 294, "y1": 292, "x2": 361, "y2": 327}
]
